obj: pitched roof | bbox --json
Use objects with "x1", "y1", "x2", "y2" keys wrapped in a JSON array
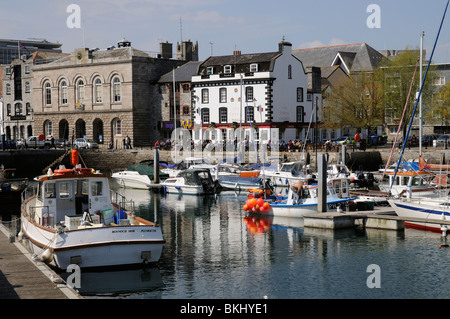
[
  {"x1": 159, "y1": 61, "x2": 203, "y2": 83},
  {"x1": 292, "y1": 43, "x2": 385, "y2": 73}
]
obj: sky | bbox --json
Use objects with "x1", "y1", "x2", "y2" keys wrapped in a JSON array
[{"x1": 3, "y1": 0, "x2": 450, "y2": 63}]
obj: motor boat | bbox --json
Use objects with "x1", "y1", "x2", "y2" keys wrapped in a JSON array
[
  {"x1": 161, "y1": 168, "x2": 216, "y2": 195},
  {"x1": 111, "y1": 164, "x2": 169, "y2": 189}
]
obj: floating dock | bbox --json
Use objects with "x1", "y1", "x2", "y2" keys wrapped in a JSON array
[{"x1": 0, "y1": 221, "x2": 81, "y2": 299}]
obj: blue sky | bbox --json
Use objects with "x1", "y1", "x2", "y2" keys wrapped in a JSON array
[{"x1": 3, "y1": 0, "x2": 450, "y2": 62}]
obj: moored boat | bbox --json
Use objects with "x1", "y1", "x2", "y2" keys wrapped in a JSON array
[
  {"x1": 20, "y1": 158, "x2": 165, "y2": 270},
  {"x1": 111, "y1": 164, "x2": 169, "y2": 189},
  {"x1": 161, "y1": 168, "x2": 216, "y2": 195}
]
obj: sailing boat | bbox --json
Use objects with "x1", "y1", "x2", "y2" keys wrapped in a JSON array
[{"x1": 388, "y1": 0, "x2": 450, "y2": 231}]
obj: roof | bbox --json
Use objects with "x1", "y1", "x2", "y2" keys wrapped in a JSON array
[
  {"x1": 159, "y1": 61, "x2": 203, "y2": 83},
  {"x1": 292, "y1": 43, "x2": 385, "y2": 73}
]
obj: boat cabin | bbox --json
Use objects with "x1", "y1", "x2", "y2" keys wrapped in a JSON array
[{"x1": 33, "y1": 170, "x2": 112, "y2": 227}]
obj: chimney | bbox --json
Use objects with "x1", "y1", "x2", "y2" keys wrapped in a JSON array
[
  {"x1": 278, "y1": 41, "x2": 292, "y2": 53},
  {"x1": 233, "y1": 50, "x2": 241, "y2": 55}
]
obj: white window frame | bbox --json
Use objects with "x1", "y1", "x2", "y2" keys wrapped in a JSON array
[
  {"x1": 113, "y1": 77, "x2": 121, "y2": 102},
  {"x1": 224, "y1": 65, "x2": 232, "y2": 74},
  {"x1": 94, "y1": 78, "x2": 102, "y2": 103},
  {"x1": 250, "y1": 63, "x2": 258, "y2": 72}
]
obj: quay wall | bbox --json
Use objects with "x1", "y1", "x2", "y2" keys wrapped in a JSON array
[{"x1": 1, "y1": 147, "x2": 449, "y2": 178}]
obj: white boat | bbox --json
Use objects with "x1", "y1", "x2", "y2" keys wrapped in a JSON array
[
  {"x1": 266, "y1": 183, "x2": 354, "y2": 218},
  {"x1": 259, "y1": 161, "x2": 306, "y2": 186},
  {"x1": 111, "y1": 164, "x2": 169, "y2": 189},
  {"x1": 161, "y1": 168, "x2": 216, "y2": 195},
  {"x1": 388, "y1": 197, "x2": 450, "y2": 232},
  {"x1": 217, "y1": 176, "x2": 263, "y2": 190},
  {"x1": 20, "y1": 164, "x2": 165, "y2": 270}
]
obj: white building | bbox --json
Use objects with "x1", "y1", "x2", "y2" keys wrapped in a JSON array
[{"x1": 191, "y1": 41, "x2": 322, "y2": 145}]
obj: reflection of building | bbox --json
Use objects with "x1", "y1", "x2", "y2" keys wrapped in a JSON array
[
  {"x1": 1, "y1": 51, "x2": 66, "y2": 140},
  {"x1": 32, "y1": 39, "x2": 184, "y2": 147}
]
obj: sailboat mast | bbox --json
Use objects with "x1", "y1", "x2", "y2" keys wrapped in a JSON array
[{"x1": 419, "y1": 31, "x2": 424, "y2": 155}]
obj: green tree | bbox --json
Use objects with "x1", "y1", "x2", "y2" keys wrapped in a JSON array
[{"x1": 431, "y1": 82, "x2": 450, "y2": 126}]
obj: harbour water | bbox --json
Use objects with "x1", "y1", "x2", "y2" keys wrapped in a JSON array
[{"x1": 73, "y1": 182, "x2": 450, "y2": 299}]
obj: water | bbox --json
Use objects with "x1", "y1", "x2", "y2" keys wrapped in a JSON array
[{"x1": 79, "y1": 184, "x2": 450, "y2": 299}]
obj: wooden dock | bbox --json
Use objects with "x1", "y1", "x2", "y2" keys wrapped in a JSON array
[{"x1": 0, "y1": 221, "x2": 81, "y2": 299}]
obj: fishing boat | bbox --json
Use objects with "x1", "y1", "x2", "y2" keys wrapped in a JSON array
[
  {"x1": 388, "y1": 197, "x2": 450, "y2": 232},
  {"x1": 111, "y1": 164, "x2": 169, "y2": 189},
  {"x1": 20, "y1": 152, "x2": 165, "y2": 270},
  {"x1": 266, "y1": 182, "x2": 354, "y2": 218},
  {"x1": 161, "y1": 168, "x2": 216, "y2": 195},
  {"x1": 259, "y1": 161, "x2": 306, "y2": 186}
]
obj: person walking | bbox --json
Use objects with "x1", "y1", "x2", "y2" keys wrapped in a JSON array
[{"x1": 126, "y1": 135, "x2": 132, "y2": 149}]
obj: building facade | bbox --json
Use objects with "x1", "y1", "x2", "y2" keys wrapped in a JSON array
[
  {"x1": 190, "y1": 41, "x2": 322, "y2": 144},
  {"x1": 31, "y1": 39, "x2": 185, "y2": 148}
]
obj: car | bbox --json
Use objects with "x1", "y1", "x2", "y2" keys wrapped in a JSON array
[
  {"x1": 421, "y1": 134, "x2": 439, "y2": 147},
  {"x1": 436, "y1": 134, "x2": 450, "y2": 146},
  {"x1": 54, "y1": 138, "x2": 69, "y2": 148},
  {"x1": 74, "y1": 138, "x2": 99, "y2": 149},
  {"x1": 333, "y1": 136, "x2": 354, "y2": 145}
]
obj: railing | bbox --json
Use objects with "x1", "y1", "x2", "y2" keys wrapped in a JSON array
[{"x1": 110, "y1": 189, "x2": 135, "y2": 212}]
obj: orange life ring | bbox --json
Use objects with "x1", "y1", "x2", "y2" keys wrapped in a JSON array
[
  {"x1": 54, "y1": 169, "x2": 74, "y2": 175},
  {"x1": 75, "y1": 167, "x2": 93, "y2": 174},
  {"x1": 38, "y1": 134, "x2": 45, "y2": 141}
]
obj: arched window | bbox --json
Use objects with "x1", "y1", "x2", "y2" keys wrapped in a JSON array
[
  {"x1": 26, "y1": 103, "x2": 31, "y2": 115},
  {"x1": 94, "y1": 78, "x2": 102, "y2": 103},
  {"x1": 76, "y1": 79, "x2": 85, "y2": 104},
  {"x1": 61, "y1": 81, "x2": 68, "y2": 104},
  {"x1": 112, "y1": 77, "x2": 121, "y2": 102},
  {"x1": 6, "y1": 83, "x2": 11, "y2": 95},
  {"x1": 14, "y1": 103, "x2": 22, "y2": 115},
  {"x1": 44, "y1": 120, "x2": 53, "y2": 137},
  {"x1": 288, "y1": 65, "x2": 292, "y2": 79},
  {"x1": 45, "y1": 82, "x2": 51, "y2": 105}
]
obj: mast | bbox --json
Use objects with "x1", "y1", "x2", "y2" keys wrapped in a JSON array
[{"x1": 419, "y1": 31, "x2": 425, "y2": 155}]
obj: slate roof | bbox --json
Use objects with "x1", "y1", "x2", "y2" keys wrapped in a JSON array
[
  {"x1": 159, "y1": 61, "x2": 203, "y2": 83},
  {"x1": 292, "y1": 43, "x2": 385, "y2": 73}
]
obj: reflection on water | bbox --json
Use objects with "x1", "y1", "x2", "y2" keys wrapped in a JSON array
[{"x1": 77, "y1": 182, "x2": 450, "y2": 299}]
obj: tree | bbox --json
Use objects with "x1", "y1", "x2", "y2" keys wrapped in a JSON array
[{"x1": 431, "y1": 82, "x2": 450, "y2": 126}]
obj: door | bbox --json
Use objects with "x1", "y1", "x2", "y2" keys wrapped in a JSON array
[{"x1": 88, "y1": 178, "x2": 112, "y2": 213}]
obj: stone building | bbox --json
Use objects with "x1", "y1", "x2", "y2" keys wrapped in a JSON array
[
  {"x1": 1, "y1": 51, "x2": 66, "y2": 140},
  {"x1": 31, "y1": 39, "x2": 185, "y2": 148}
]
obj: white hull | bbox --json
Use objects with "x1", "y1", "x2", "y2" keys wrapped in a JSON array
[
  {"x1": 21, "y1": 211, "x2": 164, "y2": 269},
  {"x1": 112, "y1": 171, "x2": 155, "y2": 189},
  {"x1": 267, "y1": 199, "x2": 350, "y2": 218},
  {"x1": 388, "y1": 198, "x2": 450, "y2": 231},
  {"x1": 162, "y1": 184, "x2": 205, "y2": 195}
]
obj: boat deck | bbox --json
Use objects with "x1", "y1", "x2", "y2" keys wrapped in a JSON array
[{"x1": 0, "y1": 222, "x2": 80, "y2": 299}]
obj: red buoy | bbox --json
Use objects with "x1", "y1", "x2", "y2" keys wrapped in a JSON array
[{"x1": 71, "y1": 149, "x2": 79, "y2": 166}]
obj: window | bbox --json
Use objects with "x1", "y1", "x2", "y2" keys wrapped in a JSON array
[
  {"x1": 245, "y1": 87, "x2": 254, "y2": 102},
  {"x1": 44, "y1": 120, "x2": 53, "y2": 136},
  {"x1": 224, "y1": 65, "x2": 232, "y2": 74},
  {"x1": 44, "y1": 183, "x2": 56, "y2": 198},
  {"x1": 245, "y1": 106, "x2": 254, "y2": 122},
  {"x1": 59, "y1": 182, "x2": 72, "y2": 199},
  {"x1": 297, "y1": 106, "x2": 304, "y2": 123},
  {"x1": 219, "y1": 88, "x2": 227, "y2": 103},
  {"x1": 76, "y1": 80, "x2": 84, "y2": 104},
  {"x1": 202, "y1": 88, "x2": 209, "y2": 104},
  {"x1": 113, "y1": 77, "x2": 121, "y2": 102},
  {"x1": 6, "y1": 68, "x2": 11, "y2": 75},
  {"x1": 94, "y1": 78, "x2": 102, "y2": 103},
  {"x1": 25, "y1": 82, "x2": 30, "y2": 93},
  {"x1": 207, "y1": 67, "x2": 214, "y2": 75},
  {"x1": 113, "y1": 118, "x2": 122, "y2": 135},
  {"x1": 288, "y1": 65, "x2": 292, "y2": 79},
  {"x1": 45, "y1": 82, "x2": 51, "y2": 105},
  {"x1": 182, "y1": 84, "x2": 190, "y2": 92},
  {"x1": 182, "y1": 106, "x2": 190, "y2": 115},
  {"x1": 6, "y1": 83, "x2": 11, "y2": 95},
  {"x1": 91, "y1": 181, "x2": 103, "y2": 196},
  {"x1": 26, "y1": 103, "x2": 31, "y2": 115},
  {"x1": 6, "y1": 104, "x2": 11, "y2": 116},
  {"x1": 297, "y1": 87, "x2": 303, "y2": 102},
  {"x1": 219, "y1": 107, "x2": 227, "y2": 123},
  {"x1": 15, "y1": 103, "x2": 22, "y2": 115},
  {"x1": 201, "y1": 108, "x2": 210, "y2": 124},
  {"x1": 250, "y1": 63, "x2": 258, "y2": 72},
  {"x1": 25, "y1": 66, "x2": 30, "y2": 74},
  {"x1": 61, "y1": 81, "x2": 68, "y2": 104}
]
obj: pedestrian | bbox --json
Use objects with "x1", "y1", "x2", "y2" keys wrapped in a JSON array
[
  {"x1": 154, "y1": 140, "x2": 160, "y2": 149},
  {"x1": 123, "y1": 138, "x2": 127, "y2": 149},
  {"x1": 126, "y1": 135, "x2": 132, "y2": 149},
  {"x1": 51, "y1": 136, "x2": 56, "y2": 149}
]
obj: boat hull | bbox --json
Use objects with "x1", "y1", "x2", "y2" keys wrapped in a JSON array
[
  {"x1": 388, "y1": 198, "x2": 450, "y2": 231},
  {"x1": 112, "y1": 172, "x2": 154, "y2": 190},
  {"x1": 267, "y1": 199, "x2": 350, "y2": 218},
  {"x1": 162, "y1": 184, "x2": 206, "y2": 195},
  {"x1": 21, "y1": 214, "x2": 164, "y2": 270}
]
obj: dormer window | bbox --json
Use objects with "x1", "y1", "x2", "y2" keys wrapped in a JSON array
[
  {"x1": 207, "y1": 67, "x2": 214, "y2": 75},
  {"x1": 224, "y1": 65, "x2": 232, "y2": 74},
  {"x1": 250, "y1": 63, "x2": 258, "y2": 72}
]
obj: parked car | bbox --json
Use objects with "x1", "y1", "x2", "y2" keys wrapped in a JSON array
[
  {"x1": 421, "y1": 134, "x2": 439, "y2": 147},
  {"x1": 24, "y1": 136, "x2": 51, "y2": 149},
  {"x1": 54, "y1": 138, "x2": 69, "y2": 148},
  {"x1": 1, "y1": 139, "x2": 18, "y2": 149},
  {"x1": 333, "y1": 136, "x2": 354, "y2": 145},
  {"x1": 436, "y1": 134, "x2": 450, "y2": 146},
  {"x1": 74, "y1": 138, "x2": 99, "y2": 149}
]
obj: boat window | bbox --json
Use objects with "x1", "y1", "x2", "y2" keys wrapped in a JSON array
[
  {"x1": 91, "y1": 181, "x2": 103, "y2": 196},
  {"x1": 411, "y1": 176, "x2": 421, "y2": 186},
  {"x1": 45, "y1": 182, "x2": 56, "y2": 198},
  {"x1": 333, "y1": 181, "x2": 340, "y2": 194},
  {"x1": 184, "y1": 172, "x2": 196, "y2": 185},
  {"x1": 342, "y1": 181, "x2": 348, "y2": 193},
  {"x1": 81, "y1": 180, "x2": 89, "y2": 195},
  {"x1": 58, "y1": 182, "x2": 72, "y2": 199}
]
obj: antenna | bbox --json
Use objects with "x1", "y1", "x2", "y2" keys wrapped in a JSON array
[
  {"x1": 179, "y1": 17, "x2": 183, "y2": 43},
  {"x1": 209, "y1": 42, "x2": 213, "y2": 56}
]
